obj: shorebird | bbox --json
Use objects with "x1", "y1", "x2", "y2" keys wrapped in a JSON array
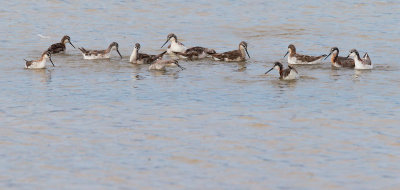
[
  {"x1": 161, "y1": 33, "x2": 187, "y2": 56},
  {"x1": 265, "y1": 62, "x2": 299, "y2": 80},
  {"x1": 211, "y1": 41, "x2": 250, "y2": 62},
  {"x1": 173, "y1": 46, "x2": 216, "y2": 60},
  {"x1": 346, "y1": 49, "x2": 372, "y2": 70},
  {"x1": 284, "y1": 44, "x2": 326, "y2": 64},
  {"x1": 47, "y1": 35, "x2": 75, "y2": 54},
  {"x1": 130, "y1": 43, "x2": 167, "y2": 64},
  {"x1": 24, "y1": 51, "x2": 54, "y2": 69},
  {"x1": 324, "y1": 47, "x2": 355, "y2": 68},
  {"x1": 78, "y1": 42, "x2": 122, "y2": 60},
  {"x1": 149, "y1": 59, "x2": 185, "y2": 71}
]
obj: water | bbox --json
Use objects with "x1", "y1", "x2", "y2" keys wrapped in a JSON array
[{"x1": 1, "y1": 0, "x2": 400, "y2": 189}]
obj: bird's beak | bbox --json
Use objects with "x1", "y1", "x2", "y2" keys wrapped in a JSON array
[
  {"x1": 265, "y1": 67, "x2": 274, "y2": 74},
  {"x1": 346, "y1": 54, "x2": 350, "y2": 59},
  {"x1": 324, "y1": 52, "x2": 332, "y2": 60},
  {"x1": 161, "y1": 39, "x2": 169, "y2": 48},
  {"x1": 69, "y1": 41, "x2": 76, "y2": 48},
  {"x1": 175, "y1": 62, "x2": 185, "y2": 70},
  {"x1": 284, "y1": 51, "x2": 289, "y2": 58},
  {"x1": 117, "y1": 49, "x2": 122, "y2": 59},
  {"x1": 49, "y1": 55, "x2": 55, "y2": 67},
  {"x1": 245, "y1": 47, "x2": 250, "y2": 58}
]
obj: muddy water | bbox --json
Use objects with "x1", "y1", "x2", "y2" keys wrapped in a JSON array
[{"x1": 1, "y1": 0, "x2": 400, "y2": 189}]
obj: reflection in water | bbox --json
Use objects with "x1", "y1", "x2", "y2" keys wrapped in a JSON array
[
  {"x1": 236, "y1": 62, "x2": 247, "y2": 72},
  {"x1": 33, "y1": 69, "x2": 52, "y2": 83},
  {"x1": 149, "y1": 69, "x2": 182, "y2": 79},
  {"x1": 354, "y1": 69, "x2": 372, "y2": 79},
  {"x1": 270, "y1": 79, "x2": 298, "y2": 90}
]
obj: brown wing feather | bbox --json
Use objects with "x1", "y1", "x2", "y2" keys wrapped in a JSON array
[
  {"x1": 337, "y1": 56, "x2": 355, "y2": 67},
  {"x1": 138, "y1": 53, "x2": 151, "y2": 60},
  {"x1": 174, "y1": 51, "x2": 199, "y2": 60},
  {"x1": 185, "y1": 46, "x2": 205, "y2": 54},
  {"x1": 48, "y1": 43, "x2": 66, "y2": 54},
  {"x1": 25, "y1": 60, "x2": 33, "y2": 67},
  {"x1": 295, "y1": 54, "x2": 326, "y2": 62},
  {"x1": 81, "y1": 49, "x2": 107, "y2": 56},
  {"x1": 281, "y1": 68, "x2": 292, "y2": 78},
  {"x1": 212, "y1": 50, "x2": 241, "y2": 60},
  {"x1": 287, "y1": 65, "x2": 298, "y2": 73},
  {"x1": 78, "y1": 47, "x2": 88, "y2": 54}
]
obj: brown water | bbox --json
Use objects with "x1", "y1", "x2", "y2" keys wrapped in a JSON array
[{"x1": 1, "y1": 0, "x2": 400, "y2": 189}]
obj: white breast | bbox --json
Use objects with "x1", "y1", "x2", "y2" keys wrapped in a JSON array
[
  {"x1": 332, "y1": 62, "x2": 342, "y2": 68},
  {"x1": 283, "y1": 70, "x2": 299, "y2": 80},
  {"x1": 168, "y1": 42, "x2": 186, "y2": 53},
  {"x1": 27, "y1": 59, "x2": 46, "y2": 69},
  {"x1": 354, "y1": 59, "x2": 373, "y2": 70}
]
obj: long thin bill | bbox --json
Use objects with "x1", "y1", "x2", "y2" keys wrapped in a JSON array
[
  {"x1": 283, "y1": 51, "x2": 289, "y2": 58},
  {"x1": 324, "y1": 52, "x2": 332, "y2": 60},
  {"x1": 245, "y1": 48, "x2": 250, "y2": 58},
  {"x1": 117, "y1": 49, "x2": 122, "y2": 59},
  {"x1": 161, "y1": 40, "x2": 168, "y2": 48},
  {"x1": 265, "y1": 67, "x2": 274, "y2": 74},
  {"x1": 176, "y1": 63, "x2": 185, "y2": 70},
  {"x1": 69, "y1": 41, "x2": 76, "y2": 48},
  {"x1": 49, "y1": 56, "x2": 55, "y2": 67}
]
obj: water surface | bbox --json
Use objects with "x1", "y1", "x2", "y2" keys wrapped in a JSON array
[{"x1": 1, "y1": 0, "x2": 400, "y2": 189}]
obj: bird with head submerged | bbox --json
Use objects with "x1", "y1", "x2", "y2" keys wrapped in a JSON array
[{"x1": 24, "y1": 50, "x2": 55, "y2": 69}]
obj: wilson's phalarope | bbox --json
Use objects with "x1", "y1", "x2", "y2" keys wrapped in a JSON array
[
  {"x1": 211, "y1": 41, "x2": 250, "y2": 62},
  {"x1": 130, "y1": 43, "x2": 167, "y2": 64},
  {"x1": 149, "y1": 59, "x2": 185, "y2": 71},
  {"x1": 324, "y1": 47, "x2": 355, "y2": 68},
  {"x1": 265, "y1": 62, "x2": 299, "y2": 80},
  {"x1": 161, "y1": 33, "x2": 187, "y2": 56},
  {"x1": 346, "y1": 49, "x2": 372, "y2": 70},
  {"x1": 78, "y1": 42, "x2": 122, "y2": 60},
  {"x1": 284, "y1": 44, "x2": 326, "y2": 65},
  {"x1": 47, "y1": 35, "x2": 75, "y2": 54},
  {"x1": 173, "y1": 46, "x2": 216, "y2": 60},
  {"x1": 24, "y1": 51, "x2": 54, "y2": 69}
]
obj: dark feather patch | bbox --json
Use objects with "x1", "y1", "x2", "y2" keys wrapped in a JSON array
[{"x1": 47, "y1": 43, "x2": 66, "y2": 54}]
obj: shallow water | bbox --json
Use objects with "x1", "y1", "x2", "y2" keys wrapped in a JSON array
[{"x1": 1, "y1": 0, "x2": 400, "y2": 189}]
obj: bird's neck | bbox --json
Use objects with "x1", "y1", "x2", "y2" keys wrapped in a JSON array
[{"x1": 130, "y1": 48, "x2": 138, "y2": 62}]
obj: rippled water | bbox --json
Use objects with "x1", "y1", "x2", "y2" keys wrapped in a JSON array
[{"x1": 1, "y1": 0, "x2": 400, "y2": 189}]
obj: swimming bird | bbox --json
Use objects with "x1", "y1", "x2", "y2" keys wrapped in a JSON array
[
  {"x1": 284, "y1": 44, "x2": 326, "y2": 65},
  {"x1": 149, "y1": 59, "x2": 185, "y2": 71},
  {"x1": 161, "y1": 33, "x2": 187, "y2": 56},
  {"x1": 130, "y1": 43, "x2": 167, "y2": 64},
  {"x1": 24, "y1": 51, "x2": 54, "y2": 69},
  {"x1": 173, "y1": 46, "x2": 216, "y2": 60},
  {"x1": 324, "y1": 47, "x2": 355, "y2": 68},
  {"x1": 265, "y1": 62, "x2": 299, "y2": 80},
  {"x1": 47, "y1": 35, "x2": 75, "y2": 54},
  {"x1": 346, "y1": 49, "x2": 372, "y2": 70},
  {"x1": 78, "y1": 42, "x2": 122, "y2": 60},
  {"x1": 211, "y1": 41, "x2": 250, "y2": 62}
]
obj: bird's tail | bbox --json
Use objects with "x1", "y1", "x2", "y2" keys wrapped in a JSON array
[{"x1": 78, "y1": 47, "x2": 86, "y2": 53}]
